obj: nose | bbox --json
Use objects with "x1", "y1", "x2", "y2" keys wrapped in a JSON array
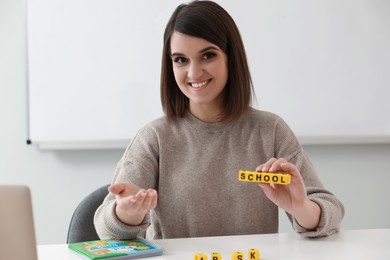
[{"x1": 187, "y1": 61, "x2": 203, "y2": 79}]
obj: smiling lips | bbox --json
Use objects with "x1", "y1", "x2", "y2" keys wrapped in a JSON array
[{"x1": 190, "y1": 79, "x2": 211, "y2": 88}]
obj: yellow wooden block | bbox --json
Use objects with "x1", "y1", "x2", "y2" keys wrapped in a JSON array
[
  {"x1": 248, "y1": 248, "x2": 260, "y2": 260},
  {"x1": 232, "y1": 251, "x2": 244, "y2": 260},
  {"x1": 194, "y1": 253, "x2": 208, "y2": 260},
  {"x1": 211, "y1": 252, "x2": 222, "y2": 260},
  {"x1": 238, "y1": 170, "x2": 291, "y2": 185}
]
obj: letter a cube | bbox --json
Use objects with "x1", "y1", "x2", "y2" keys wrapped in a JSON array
[{"x1": 194, "y1": 253, "x2": 208, "y2": 260}]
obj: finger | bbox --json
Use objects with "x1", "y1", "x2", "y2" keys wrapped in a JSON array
[
  {"x1": 280, "y1": 162, "x2": 299, "y2": 176},
  {"x1": 133, "y1": 190, "x2": 158, "y2": 212},
  {"x1": 255, "y1": 164, "x2": 263, "y2": 172},
  {"x1": 117, "y1": 190, "x2": 147, "y2": 213},
  {"x1": 116, "y1": 188, "x2": 145, "y2": 206},
  {"x1": 280, "y1": 163, "x2": 302, "y2": 179},
  {"x1": 144, "y1": 190, "x2": 158, "y2": 210},
  {"x1": 258, "y1": 158, "x2": 277, "y2": 172},
  {"x1": 255, "y1": 163, "x2": 267, "y2": 172},
  {"x1": 269, "y1": 158, "x2": 288, "y2": 172},
  {"x1": 132, "y1": 189, "x2": 149, "y2": 202},
  {"x1": 258, "y1": 183, "x2": 276, "y2": 200},
  {"x1": 139, "y1": 190, "x2": 158, "y2": 211},
  {"x1": 149, "y1": 190, "x2": 158, "y2": 209}
]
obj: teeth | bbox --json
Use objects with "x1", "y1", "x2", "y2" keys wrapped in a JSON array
[{"x1": 191, "y1": 80, "x2": 208, "y2": 88}]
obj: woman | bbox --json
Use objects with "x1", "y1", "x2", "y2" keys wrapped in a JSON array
[{"x1": 94, "y1": 0, "x2": 344, "y2": 240}]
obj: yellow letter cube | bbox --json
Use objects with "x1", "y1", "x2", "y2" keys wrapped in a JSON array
[
  {"x1": 248, "y1": 248, "x2": 260, "y2": 259},
  {"x1": 211, "y1": 252, "x2": 222, "y2": 260},
  {"x1": 194, "y1": 253, "x2": 208, "y2": 260},
  {"x1": 232, "y1": 251, "x2": 244, "y2": 260}
]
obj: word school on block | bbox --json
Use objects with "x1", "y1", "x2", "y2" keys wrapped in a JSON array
[
  {"x1": 238, "y1": 170, "x2": 291, "y2": 185},
  {"x1": 194, "y1": 248, "x2": 260, "y2": 259}
]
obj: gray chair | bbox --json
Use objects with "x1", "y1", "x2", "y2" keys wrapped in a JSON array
[{"x1": 66, "y1": 184, "x2": 110, "y2": 243}]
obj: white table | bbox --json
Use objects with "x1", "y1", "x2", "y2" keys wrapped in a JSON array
[{"x1": 38, "y1": 229, "x2": 390, "y2": 259}]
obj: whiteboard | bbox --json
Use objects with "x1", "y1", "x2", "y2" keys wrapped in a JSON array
[{"x1": 26, "y1": 0, "x2": 390, "y2": 149}]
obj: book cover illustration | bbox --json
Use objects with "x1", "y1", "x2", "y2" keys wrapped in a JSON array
[{"x1": 68, "y1": 237, "x2": 163, "y2": 259}]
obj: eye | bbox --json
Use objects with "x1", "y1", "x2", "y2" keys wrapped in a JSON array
[
  {"x1": 202, "y1": 52, "x2": 217, "y2": 60},
  {"x1": 173, "y1": 56, "x2": 188, "y2": 64}
]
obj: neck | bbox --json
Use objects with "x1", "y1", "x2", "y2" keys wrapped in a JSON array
[{"x1": 189, "y1": 103, "x2": 223, "y2": 123}]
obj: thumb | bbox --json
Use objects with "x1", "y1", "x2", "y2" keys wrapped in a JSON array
[
  {"x1": 108, "y1": 183, "x2": 126, "y2": 195},
  {"x1": 259, "y1": 183, "x2": 276, "y2": 199}
]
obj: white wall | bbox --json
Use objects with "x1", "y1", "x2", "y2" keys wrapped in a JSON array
[{"x1": 1, "y1": 0, "x2": 389, "y2": 245}]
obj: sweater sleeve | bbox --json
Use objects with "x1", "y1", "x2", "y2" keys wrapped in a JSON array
[
  {"x1": 94, "y1": 126, "x2": 160, "y2": 239},
  {"x1": 289, "y1": 187, "x2": 345, "y2": 237},
  {"x1": 273, "y1": 116, "x2": 345, "y2": 237}
]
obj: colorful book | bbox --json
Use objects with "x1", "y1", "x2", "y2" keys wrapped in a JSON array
[{"x1": 68, "y1": 237, "x2": 163, "y2": 259}]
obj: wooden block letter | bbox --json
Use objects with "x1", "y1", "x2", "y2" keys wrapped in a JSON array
[
  {"x1": 194, "y1": 253, "x2": 208, "y2": 260},
  {"x1": 248, "y1": 248, "x2": 260, "y2": 260},
  {"x1": 232, "y1": 251, "x2": 244, "y2": 260},
  {"x1": 211, "y1": 252, "x2": 222, "y2": 260}
]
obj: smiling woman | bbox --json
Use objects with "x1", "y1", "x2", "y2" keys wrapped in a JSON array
[{"x1": 94, "y1": 0, "x2": 344, "y2": 241}]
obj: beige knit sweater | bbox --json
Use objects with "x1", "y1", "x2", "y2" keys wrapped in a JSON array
[{"x1": 94, "y1": 108, "x2": 344, "y2": 239}]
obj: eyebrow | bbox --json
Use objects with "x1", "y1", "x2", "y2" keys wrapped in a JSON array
[{"x1": 170, "y1": 46, "x2": 221, "y2": 57}]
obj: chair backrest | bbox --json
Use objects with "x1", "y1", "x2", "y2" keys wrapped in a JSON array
[{"x1": 66, "y1": 184, "x2": 110, "y2": 243}]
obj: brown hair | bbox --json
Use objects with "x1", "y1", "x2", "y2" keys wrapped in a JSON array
[{"x1": 160, "y1": 0, "x2": 254, "y2": 122}]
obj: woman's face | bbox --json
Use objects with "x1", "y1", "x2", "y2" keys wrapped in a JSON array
[{"x1": 170, "y1": 32, "x2": 228, "y2": 117}]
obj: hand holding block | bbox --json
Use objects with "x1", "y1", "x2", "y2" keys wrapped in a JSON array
[{"x1": 238, "y1": 170, "x2": 291, "y2": 185}]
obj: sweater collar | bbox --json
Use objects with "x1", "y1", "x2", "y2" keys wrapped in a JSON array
[{"x1": 183, "y1": 111, "x2": 239, "y2": 133}]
